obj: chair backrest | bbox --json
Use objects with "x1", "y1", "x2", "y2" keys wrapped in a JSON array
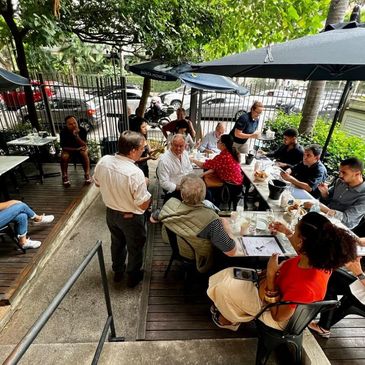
[
  {"x1": 284, "y1": 300, "x2": 339, "y2": 336},
  {"x1": 220, "y1": 181, "x2": 244, "y2": 210},
  {"x1": 255, "y1": 300, "x2": 339, "y2": 337}
]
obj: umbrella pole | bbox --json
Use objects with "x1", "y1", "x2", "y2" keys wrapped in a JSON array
[
  {"x1": 181, "y1": 85, "x2": 186, "y2": 106},
  {"x1": 321, "y1": 80, "x2": 353, "y2": 160}
]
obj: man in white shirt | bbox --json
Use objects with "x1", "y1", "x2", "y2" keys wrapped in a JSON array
[
  {"x1": 199, "y1": 123, "x2": 225, "y2": 154},
  {"x1": 94, "y1": 131, "x2": 151, "y2": 287},
  {"x1": 157, "y1": 134, "x2": 193, "y2": 202}
]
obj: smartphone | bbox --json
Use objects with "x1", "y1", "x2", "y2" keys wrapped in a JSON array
[{"x1": 233, "y1": 268, "x2": 258, "y2": 282}]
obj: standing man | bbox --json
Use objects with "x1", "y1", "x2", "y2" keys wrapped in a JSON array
[
  {"x1": 281, "y1": 144, "x2": 327, "y2": 198},
  {"x1": 230, "y1": 101, "x2": 264, "y2": 154},
  {"x1": 266, "y1": 128, "x2": 304, "y2": 169},
  {"x1": 94, "y1": 131, "x2": 151, "y2": 287},
  {"x1": 304, "y1": 157, "x2": 365, "y2": 229},
  {"x1": 157, "y1": 134, "x2": 193, "y2": 202},
  {"x1": 60, "y1": 115, "x2": 91, "y2": 186},
  {"x1": 199, "y1": 123, "x2": 225, "y2": 154}
]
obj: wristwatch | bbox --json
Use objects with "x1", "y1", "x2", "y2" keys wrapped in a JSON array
[{"x1": 357, "y1": 273, "x2": 365, "y2": 281}]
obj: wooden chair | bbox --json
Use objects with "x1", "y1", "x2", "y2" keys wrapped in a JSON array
[{"x1": 254, "y1": 300, "x2": 339, "y2": 365}]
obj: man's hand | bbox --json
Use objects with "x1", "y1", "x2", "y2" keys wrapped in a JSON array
[
  {"x1": 345, "y1": 257, "x2": 363, "y2": 276},
  {"x1": 79, "y1": 146, "x2": 87, "y2": 152},
  {"x1": 318, "y1": 183, "x2": 329, "y2": 197},
  {"x1": 280, "y1": 171, "x2": 292, "y2": 182},
  {"x1": 303, "y1": 201, "x2": 314, "y2": 210},
  {"x1": 252, "y1": 131, "x2": 261, "y2": 139},
  {"x1": 73, "y1": 127, "x2": 80, "y2": 136}
]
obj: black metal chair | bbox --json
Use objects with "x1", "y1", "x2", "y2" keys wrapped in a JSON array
[
  {"x1": 328, "y1": 269, "x2": 365, "y2": 326},
  {"x1": 163, "y1": 227, "x2": 195, "y2": 278},
  {"x1": 0, "y1": 224, "x2": 26, "y2": 253},
  {"x1": 219, "y1": 181, "x2": 244, "y2": 211},
  {"x1": 254, "y1": 300, "x2": 339, "y2": 365}
]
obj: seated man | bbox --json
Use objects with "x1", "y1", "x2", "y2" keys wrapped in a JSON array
[
  {"x1": 305, "y1": 157, "x2": 365, "y2": 229},
  {"x1": 166, "y1": 120, "x2": 195, "y2": 151},
  {"x1": 199, "y1": 122, "x2": 225, "y2": 154},
  {"x1": 158, "y1": 174, "x2": 236, "y2": 273},
  {"x1": 60, "y1": 115, "x2": 91, "y2": 186},
  {"x1": 266, "y1": 128, "x2": 304, "y2": 169},
  {"x1": 157, "y1": 134, "x2": 193, "y2": 202},
  {"x1": 162, "y1": 107, "x2": 196, "y2": 140},
  {"x1": 281, "y1": 144, "x2": 327, "y2": 198}
]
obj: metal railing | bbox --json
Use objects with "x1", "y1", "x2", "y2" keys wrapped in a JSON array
[{"x1": 3, "y1": 240, "x2": 124, "y2": 365}]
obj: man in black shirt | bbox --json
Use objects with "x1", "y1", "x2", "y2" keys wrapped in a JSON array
[
  {"x1": 60, "y1": 115, "x2": 91, "y2": 186},
  {"x1": 267, "y1": 128, "x2": 304, "y2": 169},
  {"x1": 281, "y1": 144, "x2": 327, "y2": 198},
  {"x1": 230, "y1": 101, "x2": 263, "y2": 154}
]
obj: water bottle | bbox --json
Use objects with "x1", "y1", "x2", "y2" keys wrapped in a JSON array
[
  {"x1": 310, "y1": 200, "x2": 321, "y2": 213},
  {"x1": 236, "y1": 198, "x2": 245, "y2": 216},
  {"x1": 248, "y1": 214, "x2": 257, "y2": 235}
]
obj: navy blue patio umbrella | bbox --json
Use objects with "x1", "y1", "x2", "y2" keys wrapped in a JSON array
[
  {"x1": 190, "y1": 22, "x2": 365, "y2": 158},
  {"x1": 126, "y1": 60, "x2": 249, "y2": 95},
  {"x1": 0, "y1": 68, "x2": 30, "y2": 90}
]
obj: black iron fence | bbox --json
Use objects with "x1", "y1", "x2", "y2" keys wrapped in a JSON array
[{"x1": 1, "y1": 72, "x2": 364, "y2": 162}]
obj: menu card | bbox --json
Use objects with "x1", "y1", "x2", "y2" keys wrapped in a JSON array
[{"x1": 238, "y1": 235, "x2": 285, "y2": 256}]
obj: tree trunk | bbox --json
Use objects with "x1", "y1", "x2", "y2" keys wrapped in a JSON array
[
  {"x1": 137, "y1": 77, "x2": 151, "y2": 117},
  {"x1": 1, "y1": 3, "x2": 40, "y2": 130},
  {"x1": 298, "y1": 0, "x2": 349, "y2": 135}
]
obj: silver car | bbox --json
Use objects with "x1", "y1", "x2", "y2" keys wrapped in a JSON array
[{"x1": 17, "y1": 95, "x2": 104, "y2": 132}]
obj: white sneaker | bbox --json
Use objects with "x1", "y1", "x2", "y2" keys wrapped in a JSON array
[
  {"x1": 22, "y1": 239, "x2": 42, "y2": 249},
  {"x1": 32, "y1": 214, "x2": 55, "y2": 225}
]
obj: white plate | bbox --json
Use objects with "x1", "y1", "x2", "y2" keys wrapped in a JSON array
[{"x1": 256, "y1": 219, "x2": 267, "y2": 231}]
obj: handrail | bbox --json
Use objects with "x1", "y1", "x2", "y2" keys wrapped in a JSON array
[{"x1": 3, "y1": 240, "x2": 124, "y2": 365}]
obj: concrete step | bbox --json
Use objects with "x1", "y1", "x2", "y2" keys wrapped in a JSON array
[
  {"x1": 0, "y1": 338, "x2": 268, "y2": 365},
  {"x1": 0, "y1": 333, "x2": 330, "y2": 365}
]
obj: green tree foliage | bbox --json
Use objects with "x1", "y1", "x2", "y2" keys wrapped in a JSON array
[
  {"x1": 204, "y1": 0, "x2": 331, "y2": 59},
  {"x1": 265, "y1": 112, "x2": 365, "y2": 176}
]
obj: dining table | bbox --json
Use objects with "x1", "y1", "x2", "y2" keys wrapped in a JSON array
[
  {"x1": 0, "y1": 155, "x2": 29, "y2": 200},
  {"x1": 7, "y1": 134, "x2": 58, "y2": 183},
  {"x1": 240, "y1": 156, "x2": 315, "y2": 212}
]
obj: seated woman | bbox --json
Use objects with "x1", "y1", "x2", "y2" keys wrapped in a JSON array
[
  {"x1": 207, "y1": 212, "x2": 357, "y2": 331},
  {"x1": 0, "y1": 200, "x2": 54, "y2": 249},
  {"x1": 129, "y1": 116, "x2": 156, "y2": 178},
  {"x1": 309, "y1": 237, "x2": 365, "y2": 338},
  {"x1": 157, "y1": 174, "x2": 237, "y2": 273},
  {"x1": 191, "y1": 134, "x2": 243, "y2": 205},
  {"x1": 167, "y1": 120, "x2": 195, "y2": 151},
  {"x1": 60, "y1": 115, "x2": 91, "y2": 186}
]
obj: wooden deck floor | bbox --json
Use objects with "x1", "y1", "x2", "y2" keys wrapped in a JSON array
[
  {"x1": 0, "y1": 162, "x2": 92, "y2": 306},
  {"x1": 138, "y1": 185, "x2": 365, "y2": 364}
]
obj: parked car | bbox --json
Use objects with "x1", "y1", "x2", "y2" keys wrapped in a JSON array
[
  {"x1": 158, "y1": 86, "x2": 191, "y2": 110},
  {"x1": 103, "y1": 89, "x2": 161, "y2": 117},
  {"x1": 16, "y1": 94, "x2": 104, "y2": 131},
  {"x1": 275, "y1": 98, "x2": 339, "y2": 120},
  {"x1": 87, "y1": 83, "x2": 141, "y2": 97},
  {"x1": 186, "y1": 93, "x2": 247, "y2": 120},
  {"x1": 1, "y1": 81, "x2": 54, "y2": 110}
]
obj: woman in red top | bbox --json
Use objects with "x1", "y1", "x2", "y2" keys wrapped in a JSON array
[
  {"x1": 207, "y1": 212, "x2": 357, "y2": 331},
  {"x1": 193, "y1": 134, "x2": 243, "y2": 185}
]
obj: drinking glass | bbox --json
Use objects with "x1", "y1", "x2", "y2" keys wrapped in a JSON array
[
  {"x1": 266, "y1": 209, "x2": 274, "y2": 225},
  {"x1": 248, "y1": 214, "x2": 257, "y2": 235}
]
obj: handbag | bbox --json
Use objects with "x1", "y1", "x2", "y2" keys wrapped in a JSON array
[{"x1": 203, "y1": 173, "x2": 224, "y2": 188}]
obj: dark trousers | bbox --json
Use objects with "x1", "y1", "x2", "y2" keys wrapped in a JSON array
[
  {"x1": 106, "y1": 208, "x2": 146, "y2": 274},
  {"x1": 318, "y1": 269, "x2": 365, "y2": 330}
]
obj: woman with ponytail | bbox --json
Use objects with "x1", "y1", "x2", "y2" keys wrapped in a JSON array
[{"x1": 207, "y1": 212, "x2": 358, "y2": 331}]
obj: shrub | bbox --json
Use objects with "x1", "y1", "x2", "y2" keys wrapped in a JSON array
[{"x1": 265, "y1": 112, "x2": 365, "y2": 176}]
